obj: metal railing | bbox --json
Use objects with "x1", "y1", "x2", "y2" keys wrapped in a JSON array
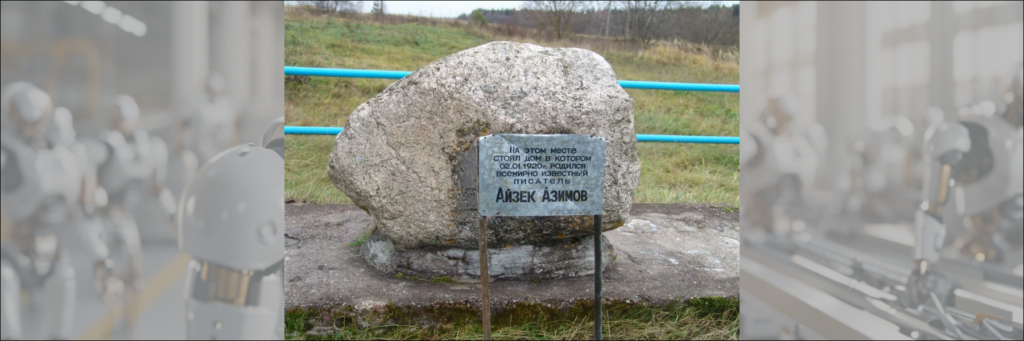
[
  {"x1": 284, "y1": 66, "x2": 740, "y2": 93},
  {"x1": 284, "y1": 66, "x2": 740, "y2": 144}
]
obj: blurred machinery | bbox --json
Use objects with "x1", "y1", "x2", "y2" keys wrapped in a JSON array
[
  {"x1": 2, "y1": 82, "x2": 282, "y2": 340},
  {"x1": 178, "y1": 118, "x2": 284, "y2": 340},
  {"x1": 839, "y1": 115, "x2": 921, "y2": 224},
  {"x1": 741, "y1": 96, "x2": 827, "y2": 233},
  {"x1": 1, "y1": 83, "x2": 173, "y2": 340},
  {"x1": 741, "y1": 3, "x2": 1022, "y2": 339},
  {"x1": 1, "y1": 1, "x2": 283, "y2": 339},
  {"x1": 914, "y1": 62, "x2": 1023, "y2": 269},
  {"x1": 741, "y1": 63, "x2": 1024, "y2": 341}
]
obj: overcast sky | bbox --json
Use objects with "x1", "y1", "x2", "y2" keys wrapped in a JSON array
[{"x1": 300, "y1": 1, "x2": 739, "y2": 19}]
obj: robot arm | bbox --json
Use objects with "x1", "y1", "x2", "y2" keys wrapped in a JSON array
[
  {"x1": 1, "y1": 258, "x2": 22, "y2": 340},
  {"x1": 1013, "y1": 132, "x2": 1023, "y2": 193},
  {"x1": 1005, "y1": 135, "x2": 1023, "y2": 247},
  {"x1": 1, "y1": 134, "x2": 43, "y2": 223},
  {"x1": 915, "y1": 122, "x2": 971, "y2": 272},
  {"x1": 739, "y1": 129, "x2": 756, "y2": 169},
  {"x1": 149, "y1": 137, "x2": 169, "y2": 193},
  {"x1": 262, "y1": 117, "x2": 285, "y2": 159},
  {"x1": 148, "y1": 137, "x2": 178, "y2": 224}
]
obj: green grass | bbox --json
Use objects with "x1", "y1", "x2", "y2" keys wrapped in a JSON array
[
  {"x1": 285, "y1": 13, "x2": 739, "y2": 206},
  {"x1": 286, "y1": 297, "x2": 739, "y2": 340},
  {"x1": 391, "y1": 272, "x2": 457, "y2": 284},
  {"x1": 429, "y1": 276, "x2": 455, "y2": 284}
]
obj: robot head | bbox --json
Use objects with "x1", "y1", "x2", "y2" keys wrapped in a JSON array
[
  {"x1": 1002, "y1": 62, "x2": 1023, "y2": 129},
  {"x1": 46, "y1": 107, "x2": 77, "y2": 148},
  {"x1": 206, "y1": 73, "x2": 226, "y2": 98},
  {"x1": 262, "y1": 116, "x2": 285, "y2": 159},
  {"x1": 866, "y1": 117, "x2": 901, "y2": 142},
  {"x1": 2, "y1": 82, "x2": 53, "y2": 141},
  {"x1": 177, "y1": 143, "x2": 284, "y2": 272},
  {"x1": 111, "y1": 95, "x2": 140, "y2": 135},
  {"x1": 760, "y1": 96, "x2": 799, "y2": 135}
]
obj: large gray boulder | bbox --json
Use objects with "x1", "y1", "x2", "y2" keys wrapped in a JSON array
[{"x1": 328, "y1": 41, "x2": 640, "y2": 257}]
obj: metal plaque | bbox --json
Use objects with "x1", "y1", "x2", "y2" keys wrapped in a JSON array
[{"x1": 477, "y1": 134, "x2": 606, "y2": 217}]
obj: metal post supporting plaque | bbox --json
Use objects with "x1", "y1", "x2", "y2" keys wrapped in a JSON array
[
  {"x1": 594, "y1": 214, "x2": 603, "y2": 340},
  {"x1": 477, "y1": 134, "x2": 607, "y2": 341},
  {"x1": 479, "y1": 216, "x2": 491, "y2": 340}
]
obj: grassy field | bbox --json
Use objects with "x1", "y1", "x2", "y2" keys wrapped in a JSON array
[
  {"x1": 286, "y1": 297, "x2": 739, "y2": 340},
  {"x1": 284, "y1": 11, "x2": 739, "y2": 207}
]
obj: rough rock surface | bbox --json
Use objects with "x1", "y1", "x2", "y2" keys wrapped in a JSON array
[
  {"x1": 360, "y1": 228, "x2": 615, "y2": 281},
  {"x1": 328, "y1": 41, "x2": 640, "y2": 251}
]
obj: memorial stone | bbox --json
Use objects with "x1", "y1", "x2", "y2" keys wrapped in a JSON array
[{"x1": 328, "y1": 41, "x2": 641, "y2": 280}]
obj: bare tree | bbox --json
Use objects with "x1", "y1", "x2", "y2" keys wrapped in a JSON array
[
  {"x1": 304, "y1": 1, "x2": 332, "y2": 13},
  {"x1": 602, "y1": 1, "x2": 613, "y2": 36},
  {"x1": 483, "y1": 0, "x2": 737, "y2": 48},
  {"x1": 339, "y1": 1, "x2": 362, "y2": 14},
  {"x1": 371, "y1": 1, "x2": 385, "y2": 22},
  {"x1": 670, "y1": 2, "x2": 738, "y2": 46},
  {"x1": 618, "y1": 0, "x2": 678, "y2": 48},
  {"x1": 302, "y1": 1, "x2": 362, "y2": 15},
  {"x1": 523, "y1": 1, "x2": 589, "y2": 39}
]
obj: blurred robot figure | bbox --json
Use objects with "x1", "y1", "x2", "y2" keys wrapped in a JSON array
[
  {"x1": 52, "y1": 109, "x2": 154, "y2": 320},
  {"x1": 911, "y1": 63, "x2": 1024, "y2": 305},
  {"x1": 99, "y1": 95, "x2": 177, "y2": 236},
  {"x1": 191, "y1": 73, "x2": 241, "y2": 161},
  {"x1": 178, "y1": 117, "x2": 284, "y2": 340},
  {"x1": 842, "y1": 116, "x2": 920, "y2": 223},
  {"x1": 0, "y1": 82, "x2": 77, "y2": 340},
  {"x1": 84, "y1": 95, "x2": 179, "y2": 303},
  {"x1": 171, "y1": 73, "x2": 243, "y2": 187},
  {"x1": 740, "y1": 96, "x2": 824, "y2": 233}
]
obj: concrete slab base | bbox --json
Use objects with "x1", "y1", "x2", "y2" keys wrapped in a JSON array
[{"x1": 284, "y1": 203, "x2": 739, "y2": 330}]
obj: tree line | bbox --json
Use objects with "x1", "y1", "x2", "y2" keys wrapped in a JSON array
[
  {"x1": 295, "y1": 1, "x2": 738, "y2": 48},
  {"x1": 460, "y1": 1, "x2": 739, "y2": 47},
  {"x1": 298, "y1": 0, "x2": 363, "y2": 14}
]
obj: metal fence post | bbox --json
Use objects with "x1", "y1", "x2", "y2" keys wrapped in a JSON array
[
  {"x1": 479, "y1": 216, "x2": 491, "y2": 340},
  {"x1": 594, "y1": 214, "x2": 603, "y2": 341}
]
